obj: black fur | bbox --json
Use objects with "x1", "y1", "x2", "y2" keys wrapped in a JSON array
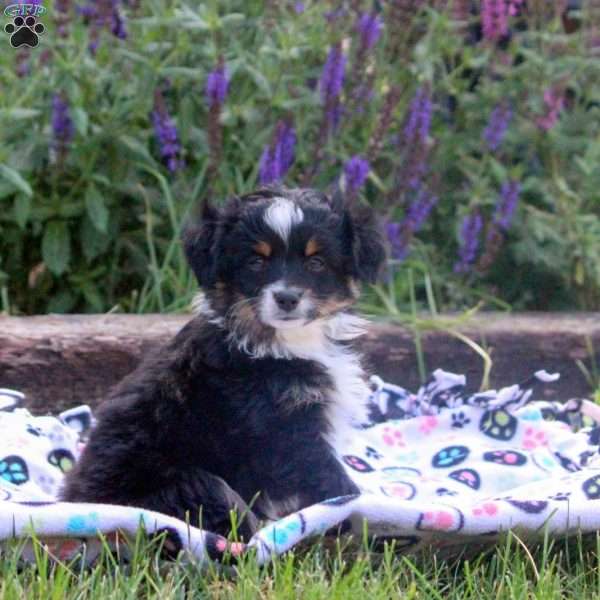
[{"x1": 62, "y1": 187, "x2": 386, "y2": 539}]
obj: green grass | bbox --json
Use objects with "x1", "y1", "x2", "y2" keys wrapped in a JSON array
[{"x1": 2, "y1": 530, "x2": 600, "y2": 599}]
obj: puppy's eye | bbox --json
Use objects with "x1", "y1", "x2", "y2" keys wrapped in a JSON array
[
  {"x1": 247, "y1": 255, "x2": 267, "y2": 271},
  {"x1": 306, "y1": 256, "x2": 325, "y2": 272}
]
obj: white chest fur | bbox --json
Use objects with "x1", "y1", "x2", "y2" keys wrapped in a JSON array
[{"x1": 275, "y1": 314, "x2": 371, "y2": 452}]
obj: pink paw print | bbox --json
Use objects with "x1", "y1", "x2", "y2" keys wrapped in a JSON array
[
  {"x1": 472, "y1": 502, "x2": 499, "y2": 517},
  {"x1": 419, "y1": 416, "x2": 439, "y2": 435},
  {"x1": 522, "y1": 427, "x2": 548, "y2": 450},
  {"x1": 382, "y1": 427, "x2": 406, "y2": 447}
]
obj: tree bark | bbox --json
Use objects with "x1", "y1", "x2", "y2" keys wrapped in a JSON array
[{"x1": 0, "y1": 313, "x2": 598, "y2": 414}]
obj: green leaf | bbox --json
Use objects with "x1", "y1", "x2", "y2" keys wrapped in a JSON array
[
  {"x1": 47, "y1": 289, "x2": 76, "y2": 314},
  {"x1": 244, "y1": 65, "x2": 272, "y2": 97},
  {"x1": 42, "y1": 221, "x2": 71, "y2": 276},
  {"x1": 13, "y1": 193, "x2": 31, "y2": 229},
  {"x1": 119, "y1": 135, "x2": 156, "y2": 165},
  {"x1": 80, "y1": 281, "x2": 104, "y2": 312},
  {"x1": 0, "y1": 108, "x2": 40, "y2": 120},
  {"x1": 80, "y1": 215, "x2": 110, "y2": 262},
  {"x1": 85, "y1": 185, "x2": 109, "y2": 233},
  {"x1": 71, "y1": 107, "x2": 88, "y2": 136},
  {"x1": 0, "y1": 164, "x2": 32, "y2": 198}
]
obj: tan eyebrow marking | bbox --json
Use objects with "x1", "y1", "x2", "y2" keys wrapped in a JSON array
[
  {"x1": 253, "y1": 241, "x2": 272, "y2": 257},
  {"x1": 305, "y1": 238, "x2": 320, "y2": 257}
]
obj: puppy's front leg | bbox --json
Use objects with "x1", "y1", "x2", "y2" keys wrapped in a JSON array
[{"x1": 298, "y1": 439, "x2": 360, "y2": 506}]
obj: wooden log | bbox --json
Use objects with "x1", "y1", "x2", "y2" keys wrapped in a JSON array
[{"x1": 0, "y1": 313, "x2": 598, "y2": 414}]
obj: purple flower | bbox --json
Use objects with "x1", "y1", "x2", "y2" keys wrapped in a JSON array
[
  {"x1": 205, "y1": 63, "x2": 230, "y2": 108},
  {"x1": 481, "y1": 0, "x2": 509, "y2": 41},
  {"x1": 405, "y1": 188, "x2": 438, "y2": 231},
  {"x1": 52, "y1": 94, "x2": 74, "y2": 144},
  {"x1": 493, "y1": 181, "x2": 520, "y2": 230},
  {"x1": 386, "y1": 221, "x2": 409, "y2": 260},
  {"x1": 454, "y1": 211, "x2": 483, "y2": 273},
  {"x1": 344, "y1": 156, "x2": 370, "y2": 193},
  {"x1": 55, "y1": 0, "x2": 72, "y2": 38},
  {"x1": 483, "y1": 102, "x2": 512, "y2": 152},
  {"x1": 51, "y1": 93, "x2": 74, "y2": 161},
  {"x1": 259, "y1": 120, "x2": 296, "y2": 185},
  {"x1": 151, "y1": 92, "x2": 183, "y2": 173},
  {"x1": 79, "y1": 0, "x2": 127, "y2": 52},
  {"x1": 111, "y1": 8, "x2": 127, "y2": 39},
  {"x1": 536, "y1": 86, "x2": 564, "y2": 131},
  {"x1": 385, "y1": 187, "x2": 438, "y2": 261},
  {"x1": 356, "y1": 12, "x2": 383, "y2": 51},
  {"x1": 319, "y1": 45, "x2": 346, "y2": 104},
  {"x1": 294, "y1": 2, "x2": 305, "y2": 13},
  {"x1": 404, "y1": 86, "x2": 432, "y2": 143}
]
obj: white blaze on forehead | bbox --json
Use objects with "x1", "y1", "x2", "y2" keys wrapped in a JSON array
[{"x1": 263, "y1": 198, "x2": 303, "y2": 242}]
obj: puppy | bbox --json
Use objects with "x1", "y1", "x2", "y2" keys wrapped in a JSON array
[{"x1": 62, "y1": 186, "x2": 386, "y2": 539}]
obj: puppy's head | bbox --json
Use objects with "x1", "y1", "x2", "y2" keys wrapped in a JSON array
[{"x1": 183, "y1": 187, "x2": 385, "y2": 345}]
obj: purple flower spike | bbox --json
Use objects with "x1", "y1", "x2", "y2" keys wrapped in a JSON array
[
  {"x1": 52, "y1": 94, "x2": 74, "y2": 147},
  {"x1": 294, "y1": 2, "x2": 305, "y2": 13},
  {"x1": 356, "y1": 12, "x2": 383, "y2": 51},
  {"x1": 536, "y1": 86, "x2": 564, "y2": 131},
  {"x1": 259, "y1": 120, "x2": 297, "y2": 185},
  {"x1": 406, "y1": 188, "x2": 438, "y2": 231},
  {"x1": 481, "y1": 0, "x2": 509, "y2": 41},
  {"x1": 80, "y1": 0, "x2": 127, "y2": 53},
  {"x1": 494, "y1": 180, "x2": 521, "y2": 230},
  {"x1": 386, "y1": 221, "x2": 409, "y2": 261},
  {"x1": 344, "y1": 156, "x2": 370, "y2": 193},
  {"x1": 205, "y1": 62, "x2": 230, "y2": 108},
  {"x1": 319, "y1": 45, "x2": 346, "y2": 104},
  {"x1": 483, "y1": 102, "x2": 512, "y2": 152},
  {"x1": 454, "y1": 211, "x2": 483, "y2": 273},
  {"x1": 151, "y1": 92, "x2": 183, "y2": 173},
  {"x1": 404, "y1": 86, "x2": 432, "y2": 143}
]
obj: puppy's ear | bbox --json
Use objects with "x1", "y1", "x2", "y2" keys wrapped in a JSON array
[
  {"x1": 182, "y1": 200, "x2": 221, "y2": 287},
  {"x1": 343, "y1": 205, "x2": 387, "y2": 284}
]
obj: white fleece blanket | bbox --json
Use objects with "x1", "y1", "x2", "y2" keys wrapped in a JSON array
[{"x1": 1, "y1": 370, "x2": 600, "y2": 565}]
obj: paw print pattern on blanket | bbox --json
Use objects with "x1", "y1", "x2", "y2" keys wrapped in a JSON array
[
  {"x1": 431, "y1": 446, "x2": 470, "y2": 468},
  {"x1": 522, "y1": 427, "x2": 548, "y2": 450},
  {"x1": 582, "y1": 474, "x2": 600, "y2": 500},
  {"x1": 0, "y1": 455, "x2": 28, "y2": 485},
  {"x1": 480, "y1": 409, "x2": 518, "y2": 440},
  {"x1": 382, "y1": 427, "x2": 406, "y2": 447},
  {"x1": 483, "y1": 450, "x2": 527, "y2": 467},
  {"x1": 449, "y1": 468, "x2": 481, "y2": 490}
]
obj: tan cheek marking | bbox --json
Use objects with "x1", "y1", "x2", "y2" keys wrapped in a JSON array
[
  {"x1": 305, "y1": 238, "x2": 320, "y2": 257},
  {"x1": 253, "y1": 241, "x2": 272, "y2": 257}
]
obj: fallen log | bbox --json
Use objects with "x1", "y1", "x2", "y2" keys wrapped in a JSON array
[{"x1": 0, "y1": 313, "x2": 598, "y2": 414}]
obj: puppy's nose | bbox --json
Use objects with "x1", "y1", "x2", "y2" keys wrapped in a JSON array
[{"x1": 273, "y1": 290, "x2": 302, "y2": 312}]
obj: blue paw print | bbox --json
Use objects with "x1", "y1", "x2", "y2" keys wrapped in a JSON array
[
  {"x1": 267, "y1": 517, "x2": 301, "y2": 547},
  {"x1": 519, "y1": 408, "x2": 542, "y2": 421},
  {"x1": 431, "y1": 446, "x2": 469, "y2": 468},
  {"x1": 0, "y1": 455, "x2": 29, "y2": 485},
  {"x1": 66, "y1": 512, "x2": 100, "y2": 535}
]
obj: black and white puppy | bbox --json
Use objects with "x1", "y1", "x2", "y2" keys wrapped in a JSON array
[{"x1": 62, "y1": 186, "x2": 386, "y2": 539}]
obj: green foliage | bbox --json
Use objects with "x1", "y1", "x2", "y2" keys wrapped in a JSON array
[{"x1": 0, "y1": 1, "x2": 599, "y2": 314}]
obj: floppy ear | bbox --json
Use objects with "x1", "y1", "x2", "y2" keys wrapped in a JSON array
[
  {"x1": 342, "y1": 204, "x2": 387, "y2": 284},
  {"x1": 182, "y1": 200, "x2": 221, "y2": 287}
]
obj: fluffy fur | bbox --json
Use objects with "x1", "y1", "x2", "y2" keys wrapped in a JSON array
[{"x1": 62, "y1": 186, "x2": 386, "y2": 539}]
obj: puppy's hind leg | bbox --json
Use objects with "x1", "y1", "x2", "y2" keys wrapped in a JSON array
[{"x1": 138, "y1": 468, "x2": 260, "y2": 541}]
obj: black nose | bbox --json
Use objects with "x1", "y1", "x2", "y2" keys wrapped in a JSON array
[{"x1": 273, "y1": 290, "x2": 302, "y2": 312}]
